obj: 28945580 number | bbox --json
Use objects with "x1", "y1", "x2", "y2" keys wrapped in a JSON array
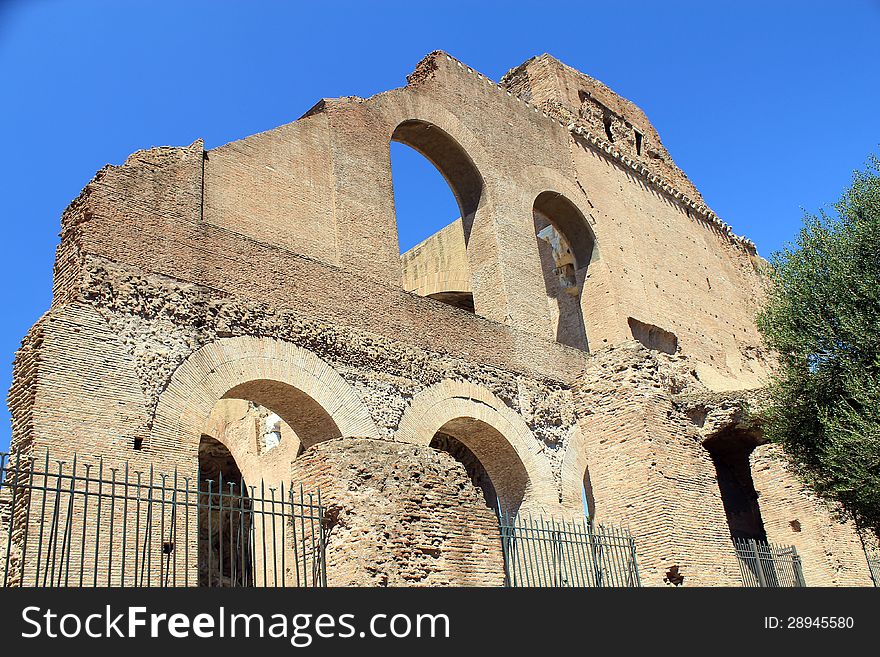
[
  {"x1": 764, "y1": 616, "x2": 854, "y2": 629},
  {"x1": 791, "y1": 617, "x2": 853, "y2": 629}
]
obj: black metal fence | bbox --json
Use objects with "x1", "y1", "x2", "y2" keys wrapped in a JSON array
[
  {"x1": 0, "y1": 449, "x2": 326, "y2": 587},
  {"x1": 733, "y1": 537, "x2": 806, "y2": 587},
  {"x1": 500, "y1": 515, "x2": 640, "y2": 587},
  {"x1": 867, "y1": 552, "x2": 880, "y2": 587}
]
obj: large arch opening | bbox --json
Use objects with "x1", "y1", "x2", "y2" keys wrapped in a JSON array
[
  {"x1": 198, "y1": 377, "x2": 346, "y2": 588},
  {"x1": 199, "y1": 378, "x2": 345, "y2": 488},
  {"x1": 533, "y1": 192, "x2": 596, "y2": 351},
  {"x1": 392, "y1": 120, "x2": 484, "y2": 313},
  {"x1": 429, "y1": 417, "x2": 529, "y2": 519},
  {"x1": 151, "y1": 337, "x2": 380, "y2": 457}
]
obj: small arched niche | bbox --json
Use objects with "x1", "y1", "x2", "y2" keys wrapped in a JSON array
[
  {"x1": 429, "y1": 416, "x2": 529, "y2": 519},
  {"x1": 392, "y1": 120, "x2": 485, "y2": 313},
  {"x1": 533, "y1": 192, "x2": 596, "y2": 351}
]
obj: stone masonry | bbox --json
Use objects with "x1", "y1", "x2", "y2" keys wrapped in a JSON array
[{"x1": 2, "y1": 51, "x2": 875, "y2": 586}]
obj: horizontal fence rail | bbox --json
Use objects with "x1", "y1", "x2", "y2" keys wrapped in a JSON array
[
  {"x1": 733, "y1": 537, "x2": 806, "y2": 588},
  {"x1": 500, "y1": 515, "x2": 640, "y2": 587},
  {"x1": 0, "y1": 449, "x2": 326, "y2": 588}
]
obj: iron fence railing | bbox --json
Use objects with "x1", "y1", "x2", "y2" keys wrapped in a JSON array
[
  {"x1": 733, "y1": 537, "x2": 806, "y2": 587},
  {"x1": 0, "y1": 449, "x2": 326, "y2": 587},
  {"x1": 500, "y1": 515, "x2": 640, "y2": 587},
  {"x1": 867, "y1": 553, "x2": 880, "y2": 587}
]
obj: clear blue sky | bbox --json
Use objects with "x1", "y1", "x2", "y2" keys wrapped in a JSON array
[{"x1": 0, "y1": 0, "x2": 878, "y2": 452}]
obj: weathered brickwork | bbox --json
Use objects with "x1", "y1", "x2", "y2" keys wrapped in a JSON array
[
  {"x1": 291, "y1": 438, "x2": 505, "y2": 587},
  {"x1": 4, "y1": 51, "x2": 875, "y2": 586}
]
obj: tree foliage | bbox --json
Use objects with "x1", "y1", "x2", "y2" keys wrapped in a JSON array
[{"x1": 756, "y1": 155, "x2": 880, "y2": 533}]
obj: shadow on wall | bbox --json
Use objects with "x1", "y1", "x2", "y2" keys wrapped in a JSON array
[{"x1": 429, "y1": 416, "x2": 528, "y2": 519}]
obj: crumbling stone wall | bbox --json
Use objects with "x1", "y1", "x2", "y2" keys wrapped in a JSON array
[
  {"x1": 568, "y1": 343, "x2": 744, "y2": 586},
  {"x1": 291, "y1": 438, "x2": 505, "y2": 587}
]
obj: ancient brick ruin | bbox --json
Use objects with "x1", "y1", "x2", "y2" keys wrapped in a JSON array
[{"x1": 3, "y1": 51, "x2": 876, "y2": 586}]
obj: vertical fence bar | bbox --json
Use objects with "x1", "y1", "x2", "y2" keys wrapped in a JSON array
[
  {"x1": 19, "y1": 455, "x2": 36, "y2": 587},
  {"x1": 206, "y1": 478, "x2": 213, "y2": 588},
  {"x1": 159, "y1": 474, "x2": 166, "y2": 587},
  {"x1": 217, "y1": 470, "x2": 224, "y2": 588},
  {"x1": 185, "y1": 476, "x2": 191, "y2": 588},
  {"x1": 33, "y1": 451, "x2": 50, "y2": 587},
  {"x1": 236, "y1": 480, "x2": 244, "y2": 586},
  {"x1": 134, "y1": 471, "x2": 142, "y2": 587},
  {"x1": 290, "y1": 485, "x2": 300, "y2": 588},
  {"x1": 259, "y1": 480, "x2": 267, "y2": 588},
  {"x1": 45, "y1": 460, "x2": 64, "y2": 587},
  {"x1": 108, "y1": 468, "x2": 117, "y2": 586},
  {"x1": 92, "y1": 459, "x2": 103, "y2": 587},
  {"x1": 122, "y1": 463, "x2": 129, "y2": 587},
  {"x1": 170, "y1": 468, "x2": 178, "y2": 587},
  {"x1": 2, "y1": 450, "x2": 18, "y2": 587},
  {"x1": 61, "y1": 455, "x2": 78, "y2": 586}
]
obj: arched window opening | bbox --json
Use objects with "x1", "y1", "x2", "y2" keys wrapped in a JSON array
[
  {"x1": 391, "y1": 141, "x2": 461, "y2": 254},
  {"x1": 428, "y1": 417, "x2": 528, "y2": 519},
  {"x1": 198, "y1": 434, "x2": 253, "y2": 586},
  {"x1": 533, "y1": 192, "x2": 596, "y2": 351},
  {"x1": 392, "y1": 120, "x2": 484, "y2": 313},
  {"x1": 198, "y1": 377, "x2": 345, "y2": 587},
  {"x1": 705, "y1": 430, "x2": 767, "y2": 542}
]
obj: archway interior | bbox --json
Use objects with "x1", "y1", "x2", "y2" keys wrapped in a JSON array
[
  {"x1": 705, "y1": 430, "x2": 767, "y2": 541},
  {"x1": 221, "y1": 379, "x2": 342, "y2": 452},
  {"x1": 533, "y1": 192, "x2": 596, "y2": 352},
  {"x1": 198, "y1": 379, "x2": 344, "y2": 587},
  {"x1": 198, "y1": 435, "x2": 253, "y2": 586},
  {"x1": 429, "y1": 416, "x2": 529, "y2": 519}
]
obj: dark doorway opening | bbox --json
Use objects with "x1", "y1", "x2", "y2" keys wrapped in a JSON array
[
  {"x1": 198, "y1": 435, "x2": 253, "y2": 586},
  {"x1": 705, "y1": 431, "x2": 766, "y2": 541}
]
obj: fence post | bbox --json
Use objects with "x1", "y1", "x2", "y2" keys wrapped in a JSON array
[
  {"x1": 629, "y1": 536, "x2": 641, "y2": 587},
  {"x1": 791, "y1": 546, "x2": 806, "y2": 587},
  {"x1": 749, "y1": 539, "x2": 768, "y2": 587}
]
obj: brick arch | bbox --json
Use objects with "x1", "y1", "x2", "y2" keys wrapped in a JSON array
[
  {"x1": 382, "y1": 97, "x2": 498, "y2": 208},
  {"x1": 395, "y1": 380, "x2": 556, "y2": 515},
  {"x1": 150, "y1": 336, "x2": 380, "y2": 453},
  {"x1": 376, "y1": 96, "x2": 512, "y2": 324}
]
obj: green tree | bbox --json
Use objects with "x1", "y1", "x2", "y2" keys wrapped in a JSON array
[{"x1": 756, "y1": 155, "x2": 880, "y2": 534}]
